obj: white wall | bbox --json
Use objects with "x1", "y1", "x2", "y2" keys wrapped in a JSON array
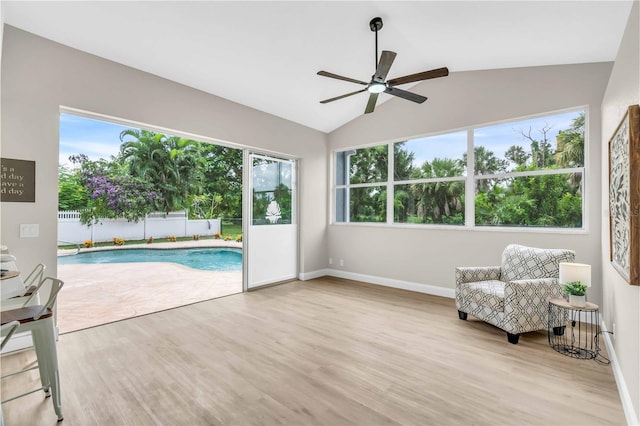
[
  {"x1": 601, "y1": 1, "x2": 640, "y2": 422},
  {"x1": 0, "y1": 26, "x2": 327, "y2": 288},
  {"x1": 327, "y1": 62, "x2": 612, "y2": 306}
]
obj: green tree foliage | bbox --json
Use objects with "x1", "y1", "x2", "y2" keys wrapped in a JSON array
[
  {"x1": 59, "y1": 131, "x2": 244, "y2": 222},
  {"x1": 409, "y1": 158, "x2": 464, "y2": 224},
  {"x1": 517, "y1": 124, "x2": 556, "y2": 169},
  {"x1": 348, "y1": 145, "x2": 389, "y2": 222},
  {"x1": 475, "y1": 168, "x2": 582, "y2": 227},
  {"x1": 475, "y1": 114, "x2": 585, "y2": 227},
  {"x1": 555, "y1": 113, "x2": 585, "y2": 168},
  {"x1": 196, "y1": 144, "x2": 243, "y2": 219},
  {"x1": 118, "y1": 130, "x2": 205, "y2": 214},
  {"x1": 462, "y1": 146, "x2": 508, "y2": 192},
  {"x1": 58, "y1": 165, "x2": 89, "y2": 211},
  {"x1": 505, "y1": 146, "x2": 530, "y2": 167}
]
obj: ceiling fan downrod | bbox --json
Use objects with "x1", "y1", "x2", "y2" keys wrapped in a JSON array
[{"x1": 370, "y1": 17, "x2": 383, "y2": 70}]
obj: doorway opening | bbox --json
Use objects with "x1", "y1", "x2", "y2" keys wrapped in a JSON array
[{"x1": 57, "y1": 111, "x2": 243, "y2": 332}]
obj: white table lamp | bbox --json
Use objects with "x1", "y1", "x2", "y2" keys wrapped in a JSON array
[{"x1": 559, "y1": 262, "x2": 591, "y2": 287}]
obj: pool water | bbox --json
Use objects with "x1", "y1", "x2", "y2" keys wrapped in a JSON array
[{"x1": 58, "y1": 248, "x2": 242, "y2": 271}]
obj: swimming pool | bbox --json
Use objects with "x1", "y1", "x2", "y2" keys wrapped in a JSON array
[{"x1": 57, "y1": 248, "x2": 242, "y2": 271}]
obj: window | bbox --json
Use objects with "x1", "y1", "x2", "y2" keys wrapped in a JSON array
[
  {"x1": 394, "y1": 132, "x2": 467, "y2": 225},
  {"x1": 333, "y1": 108, "x2": 586, "y2": 229},
  {"x1": 335, "y1": 145, "x2": 387, "y2": 223},
  {"x1": 252, "y1": 157, "x2": 294, "y2": 225},
  {"x1": 473, "y1": 110, "x2": 584, "y2": 228}
]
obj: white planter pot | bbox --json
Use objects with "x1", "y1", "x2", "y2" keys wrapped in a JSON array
[{"x1": 569, "y1": 294, "x2": 586, "y2": 307}]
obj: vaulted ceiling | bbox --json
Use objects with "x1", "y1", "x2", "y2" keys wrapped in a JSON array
[{"x1": 2, "y1": 1, "x2": 634, "y2": 133}]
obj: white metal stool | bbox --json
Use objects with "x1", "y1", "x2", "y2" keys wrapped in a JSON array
[{"x1": 1, "y1": 277, "x2": 64, "y2": 422}]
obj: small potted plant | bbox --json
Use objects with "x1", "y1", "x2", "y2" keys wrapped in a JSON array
[{"x1": 562, "y1": 281, "x2": 588, "y2": 307}]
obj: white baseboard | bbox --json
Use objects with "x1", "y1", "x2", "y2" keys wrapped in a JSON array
[
  {"x1": 601, "y1": 321, "x2": 639, "y2": 426},
  {"x1": 298, "y1": 269, "x2": 330, "y2": 281},
  {"x1": 322, "y1": 269, "x2": 455, "y2": 299}
]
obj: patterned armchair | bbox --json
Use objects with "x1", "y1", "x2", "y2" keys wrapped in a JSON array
[{"x1": 455, "y1": 244, "x2": 575, "y2": 344}]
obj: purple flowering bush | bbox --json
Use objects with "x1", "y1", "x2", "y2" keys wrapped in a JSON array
[{"x1": 71, "y1": 155, "x2": 162, "y2": 225}]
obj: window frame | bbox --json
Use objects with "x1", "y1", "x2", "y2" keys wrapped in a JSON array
[{"x1": 331, "y1": 106, "x2": 588, "y2": 233}]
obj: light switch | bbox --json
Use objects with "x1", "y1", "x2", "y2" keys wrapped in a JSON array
[{"x1": 19, "y1": 224, "x2": 39, "y2": 238}]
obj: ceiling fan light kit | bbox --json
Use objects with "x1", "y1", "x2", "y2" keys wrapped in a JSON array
[{"x1": 317, "y1": 17, "x2": 449, "y2": 114}]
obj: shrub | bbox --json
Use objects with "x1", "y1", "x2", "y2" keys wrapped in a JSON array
[
  {"x1": 168, "y1": 235, "x2": 177, "y2": 242},
  {"x1": 113, "y1": 237, "x2": 125, "y2": 246},
  {"x1": 235, "y1": 234, "x2": 242, "y2": 242},
  {"x1": 84, "y1": 240, "x2": 94, "y2": 248},
  {"x1": 214, "y1": 232, "x2": 221, "y2": 239},
  {"x1": 193, "y1": 234, "x2": 200, "y2": 240},
  {"x1": 146, "y1": 237, "x2": 153, "y2": 244},
  {"x1": 224, "y1": 236, "x2": 232, "y2": 241}
]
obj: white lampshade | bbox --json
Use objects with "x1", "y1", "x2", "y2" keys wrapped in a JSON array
[{"x1": 559, "y1": 262, "x2": 591, "y2": 287}]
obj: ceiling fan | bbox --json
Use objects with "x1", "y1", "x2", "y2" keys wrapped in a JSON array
[{"x1": 317, "y1": 17, "x2": 449, "y2": 114}]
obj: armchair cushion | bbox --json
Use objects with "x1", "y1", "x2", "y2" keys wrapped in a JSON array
[{"x1": 501, "y1": 244, "x2": 575, "y2": 282}]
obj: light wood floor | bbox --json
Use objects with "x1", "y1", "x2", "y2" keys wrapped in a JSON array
[{"x1": 1, "y1": 278, "x2": 625, "y2": 425}]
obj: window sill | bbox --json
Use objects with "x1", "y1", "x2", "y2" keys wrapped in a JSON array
[{"x1": 329, "y1": 221, "x2": 589, "y2": 235}]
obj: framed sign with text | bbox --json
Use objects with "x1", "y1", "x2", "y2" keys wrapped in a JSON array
[{"x1": 0, "y1": 158, "x2": 36, "y2": 203}]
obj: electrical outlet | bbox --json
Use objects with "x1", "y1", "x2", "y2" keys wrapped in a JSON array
[{"x1": 339, "y1": 259, "x2": 344, "y2": 267}]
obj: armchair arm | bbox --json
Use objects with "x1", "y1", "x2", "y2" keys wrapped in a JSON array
[
  {"x1": 503, "y1": 278, "x2": 563, "y2": 334},
  {"x1": 455, "y1": 266, "x2": 502, "y2": 285}
]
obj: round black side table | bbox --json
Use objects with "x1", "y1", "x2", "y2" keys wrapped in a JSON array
[{"x1": 548, "y1": 297, "x2": 600, "y2": 360}]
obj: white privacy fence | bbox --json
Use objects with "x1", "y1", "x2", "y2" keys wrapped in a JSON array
[{"x1": 58, "y1": 210, "x2": 221, "y2": 244}]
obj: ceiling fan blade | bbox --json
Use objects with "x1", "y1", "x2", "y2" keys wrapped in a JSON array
[
  {"x1": 387, "y1": 67, "x2": 449, "y2": 86},
  {"x1": 384, "y1": 87, "x2": 427, "y2": 104},
  {"x1": 320, "y1": 88, "x2": 368, "y2": 104},
  {"x1": 374, "y1": 50, "x2": 397, "y2": 82},
  {"x1": 317, "y1": 71, "x2": 368, "y2": 86},
  {"x1": 365, "y1": 93, "x2": 379, "y2": 114}
]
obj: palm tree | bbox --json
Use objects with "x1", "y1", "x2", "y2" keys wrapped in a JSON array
[
  {"x1": 463, "y1": 146, "x2": 507, "y2": 192},
  {"x1": 118, "y1": 129, "x2": 205, "y2": 213},
  {"x1": 411, "y1": 158, "x2": 464, "y2": 222},
  {"x1": 554, "y1": 113, "x2": 585, "y2": 188},
  {"x1": 555, "y1": 113, "x2": 585, "y2": 168}
]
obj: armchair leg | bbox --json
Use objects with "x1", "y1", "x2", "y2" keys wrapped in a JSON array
[
  {"x1": 553, "y1": 326, "x2": 566, "y2": 336},
  {"x1": 507, "y1": 333, "x2": 520, "y2": 344},
  {"x1": 458, "y1": 310, "x2": 468, "y2": 320}
]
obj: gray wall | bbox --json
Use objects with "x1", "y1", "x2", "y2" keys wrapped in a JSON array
[
  {"x1": 601, "y1": 1, "x2": 640, "y2": 420},
  {"x1": 0, "y1": 26, "x2": 328, "y2": 285},
  {"x1": 327, "y1": 62, "x2": 612, "y2": 307}
]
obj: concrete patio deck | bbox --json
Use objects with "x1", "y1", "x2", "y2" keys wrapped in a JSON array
[{"x1": 57, "y1": 240, "x2": 243, "y2": 333}]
